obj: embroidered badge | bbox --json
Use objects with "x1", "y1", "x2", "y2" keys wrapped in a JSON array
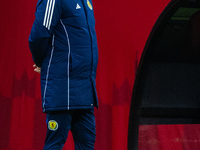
[
  {"x1": 48, "y1": 120, "x2": 58, "y2": 131},
  {"x1": 87, "y1": 0, "x2": 93, "y2": 10}
]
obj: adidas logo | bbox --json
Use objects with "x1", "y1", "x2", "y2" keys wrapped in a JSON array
[{"x1": 76, "y1": 3, "x2": 81, "y2": 9}]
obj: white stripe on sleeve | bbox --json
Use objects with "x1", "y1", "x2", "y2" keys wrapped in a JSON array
[
  {"x1": 43, "y1": 0, "x2": 55, "y2": 30},
  {"x1": 48, "y1": 0, "x2": 55, "y2": 29},
  {"x1": 43, "y1": 0, "x2": 50, "y2": 27}
]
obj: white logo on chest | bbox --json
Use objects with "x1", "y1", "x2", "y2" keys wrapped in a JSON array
[{"x1": 76, "y1": 3, "x2": 81, "y2": 9}]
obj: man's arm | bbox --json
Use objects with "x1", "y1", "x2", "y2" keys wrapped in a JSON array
[{"x1": 29, "y1": 0, "x2": 62, "y2": 67}]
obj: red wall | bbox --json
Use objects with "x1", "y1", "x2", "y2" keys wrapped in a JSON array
[{"x1": 2, "y1": 0, "x2": 200, "y2": 150}]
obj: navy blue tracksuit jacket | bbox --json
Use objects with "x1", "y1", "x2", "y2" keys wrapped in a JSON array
[{"x1": 29, "y1": 0, "x2": 98, "y2": 112}]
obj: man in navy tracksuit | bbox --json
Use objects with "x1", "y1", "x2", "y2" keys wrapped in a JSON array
[{"x1": 28, "y1": 0, "x2": 98, "y2": 149}]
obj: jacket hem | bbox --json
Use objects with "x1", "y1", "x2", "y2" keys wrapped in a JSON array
[{"x1": 43, "y1": 105, "x2": 97, "y2": 113}]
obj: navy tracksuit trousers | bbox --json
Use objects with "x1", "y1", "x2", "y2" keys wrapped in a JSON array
[{"x1": 43, "y1": 109, "x2": 96, "y2": 150}]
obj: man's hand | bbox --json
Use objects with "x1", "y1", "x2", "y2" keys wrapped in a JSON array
[{"x1": 33, "y1": 64, "x2": 41, "y2": 74}]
